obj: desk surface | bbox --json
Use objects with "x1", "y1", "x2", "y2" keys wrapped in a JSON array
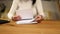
[{"x1": 0, "y1": 21, "x2": 60, "y2": 34}]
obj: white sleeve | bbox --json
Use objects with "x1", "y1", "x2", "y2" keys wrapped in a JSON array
[
  {"x1": 7, "y1": 0, "x2": 19, "y2": 19},
  {"x1": 36, "y1": 0, "x2": 45, "y2": 18}
]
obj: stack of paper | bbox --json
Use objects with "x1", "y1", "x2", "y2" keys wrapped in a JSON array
[{"x1": 16, "y1": 18, "x2": 37, "y2": 24}]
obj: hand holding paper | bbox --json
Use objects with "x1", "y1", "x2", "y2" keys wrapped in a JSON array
[{"x1": 15, "y1": 9, "x2": 38, "y2": 24}]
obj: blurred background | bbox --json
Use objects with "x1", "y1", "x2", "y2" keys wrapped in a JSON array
[
  {"x1": 0, "y1": 0, "x2": 60, "y2": 20},
  {"x1": 0, "y1": 0, "x2": 12, "y2": 19},
  {"x1": 42, "y1": 0, "x2": 60, "y2": 20}
]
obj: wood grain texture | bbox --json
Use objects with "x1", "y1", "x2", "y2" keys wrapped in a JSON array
[{"x1": 0, "y1": 20, "x2": 60, "y2": 34}]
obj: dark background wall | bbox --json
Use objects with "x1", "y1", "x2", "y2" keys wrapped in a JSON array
[{"x1": 0, "y1": 0, "x2": 13, "y2": 19}]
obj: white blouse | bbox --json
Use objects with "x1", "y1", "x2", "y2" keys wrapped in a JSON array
[
  {"x1": 18, "y1": 0, "x2": 32, "y2": 10},
  {"x1": 16, "y1": 1, "x2": 34, "y2": 19},
  {"x1": 8, "y1": 0, "x2": 45, "y2": 19}
]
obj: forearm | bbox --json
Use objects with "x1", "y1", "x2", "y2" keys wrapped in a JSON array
[
  {"x1": 36, "y1": 0, "x2": 45, "y2": 19},
  {"x1": 7, "y1": 0, "x2": 18, "y2": 19}
]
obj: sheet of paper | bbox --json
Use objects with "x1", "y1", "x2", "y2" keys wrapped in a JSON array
[
  {"x1": 16, "y1": 9, "x2": 34, "y2": 19},
  {"x1": 16, "y1": 9, "x2": 36, "y2": 24},
  {"x1": 16, "y1": 18, "x2": 37, "y2": 24}
]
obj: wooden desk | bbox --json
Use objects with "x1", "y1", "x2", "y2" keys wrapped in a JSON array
[{"x1": 0, "y1": 21, "x2": 60, "y2": 34}]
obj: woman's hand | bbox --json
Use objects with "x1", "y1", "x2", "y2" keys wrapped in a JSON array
[
  {"x1": 34, "y1": 15, "x2": 43, "y2": 23},
  {"x1": 12, "y1": 15, "x2": 21, "y2": 21}
]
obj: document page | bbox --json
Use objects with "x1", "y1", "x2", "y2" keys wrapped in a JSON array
[
  {"x1": 16, "y1": 9, "x2": 34, "y2": 19},
  {"x1": 16, "y1": 9, "x2": 37, "y2": 24}
]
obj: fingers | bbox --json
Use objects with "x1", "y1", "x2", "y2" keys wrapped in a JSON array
[
  {"x1": 35, "y1": 15, "x2": 43, "y2": 22},
  {"x1": 12, "y1": 15, "x2": 21, "y2": 21},
  {"x1": 35, "y1": 15, "x2": 42, "y2": 20}
]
